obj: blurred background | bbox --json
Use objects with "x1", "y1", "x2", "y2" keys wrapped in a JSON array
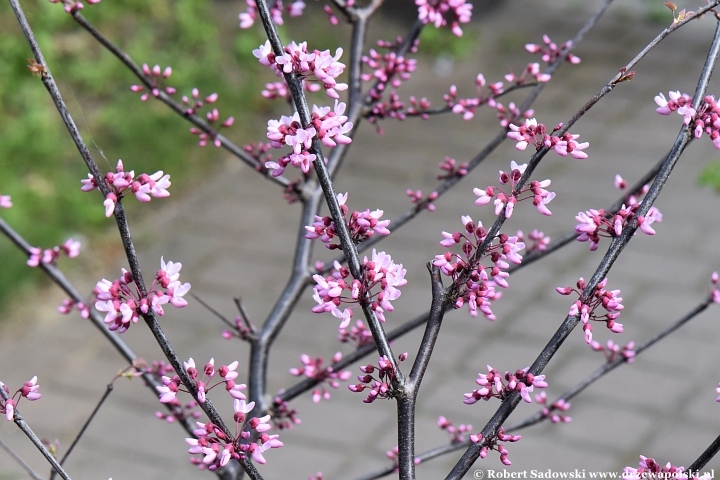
[{"x1": 2, "y1": 0, "x2": 720, "y2": 479}]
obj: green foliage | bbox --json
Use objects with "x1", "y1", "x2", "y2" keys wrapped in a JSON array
[
  {"x1": 0, "y1": 0, "x2": 265, "y2": 308},
  {"x1": 698, "y1": 160, "x2": 720, "y2": 191},
  {"x1": 417, "y1": 23, "x2": 478, "y2": 59}
]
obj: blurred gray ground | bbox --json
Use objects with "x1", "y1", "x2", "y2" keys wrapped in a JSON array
[{"x1": 3, "y1": 0, "x2": 720, "y2": 479}]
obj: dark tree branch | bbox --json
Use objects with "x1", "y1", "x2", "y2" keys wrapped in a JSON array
[
  {"x1": 0, "y1": 382, "x2": 72, "y2": 480},
  {"x1": 445, "y1": 18, "x2": 720, "y2": 480}
]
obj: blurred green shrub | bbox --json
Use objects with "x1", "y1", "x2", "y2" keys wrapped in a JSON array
[{"x1": 0, "y1": 0, "x2": 270, "y2": 307}]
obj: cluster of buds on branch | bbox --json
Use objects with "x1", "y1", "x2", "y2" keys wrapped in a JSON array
[
  {"x1": 349, "y1": 354, "x2": 407, "y2": 403},
  {"x1": 474, "y1": 161, "x2": 556, "y2": 218},
  {"x1": 312, "y1": 249, "x2": 407, "y2": 327},
  {"x1": 305, "y1": 192, "x2": 390, "y2": 249},
  {"x1": 434, "y1": 215, "x2": 525, "y2": 319},
  {"x1": 81, "y1": 160, "x2": 171, "y2": 217},
  {"x1": 94, "y1": 258, "x2": 190, "y2": 333},
  {"x1": 557, "y1": 277, "x2": 624, "y2": 345},
  {"x1": 463, "y1": 365, "x2": 548, "y2": 405},
  {"x1": 0, "y1": 377, "x2": 41, "y2": 421},
  {"x1": 289, "y1": 353, "x2": 352, "y2": 403}
]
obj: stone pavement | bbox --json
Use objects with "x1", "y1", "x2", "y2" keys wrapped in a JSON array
[{"x1": 3, "y1": 1, "x2": 720, "y2": 479}]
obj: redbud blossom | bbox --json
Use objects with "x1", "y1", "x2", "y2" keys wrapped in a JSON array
[
  {"x1": 289, "y1": 352, "x2": 352, "y2": 403},
  {"x1": 560, "y1": 277, "x2": 624, "y2": 345},
  {"x1": 81, "y1": 160, "x2": 171, "y2": 217},
  {"x1": 623, "y1": 456, "x2": 691, "y2": 480},
  {"x1": 1, "y1": 377, "x2": 42, "y2": 421},
  {"x1": 305, "y1": 193, "x2": 390, "y2": 249},
  {"x1": 415, "y1": 0, "x2": 473, "y2": 37}
]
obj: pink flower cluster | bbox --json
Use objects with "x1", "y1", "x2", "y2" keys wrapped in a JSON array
[
  {"x1": 557, "y1": 277, "x2": 624, "y2": 344},
  {"x1": 656, "y1": 91, "x2": 720, "y2": 150},
  {"x1": 1, "y1": 376, "x2": 41, "y2": 422},
  {"x1": 623, "y1": 456, "x2": 694, "y2": 480},
  {"x1": 0, "y1": 195, "x2": 11, "y2": 208},
  {"x1": 590, "y1": 339, "x2": 636, "y2": 363},
  {"x1": 81, "y1": 160, "x2": 170, "y2": 217},
  {"x1": 312, "y1": 249, "x2": 407, "y2": 328},
  {"x1": 221, "y1": 315, "x2": 252, "y2": 341},
  {"x1": 57, "y1": 298, "x2": 90, "y2": 319},
  {"x1": 363, "y1": 38, "x2": 418, "y2": 100},
  {"x1": 146, "y1": 361, "x2": 201, "y2": 424},
  {"x1": 48, "y1": 0, "x2": 100, "y2": 14},
  {"x1": 574, "y1": 177, "x2": 662, "y2": 250},
  {"x1": 157, "y1": 358, "x2": 246, "y2": 405},
  {"x1": 27, "y1": 238, "x2": 80, "y2": 267},
  {"x1": 338, "y1": 319, "x2": 374, "y2": 347},
  {"x1": 463, "y1": 366, "x2": 548, "y2": 405},
  {"x1": 183, "y1": 89, "x2": 235, "y2": 148},
  {"x1": 271, "y1": 397, "x2": 301, "y2": 430},
  {"x1": 261, "y1": 79, "x2": 320, "y2": 101},
  {"x1": 474, "y1": 161, "x2": 556, "y2": 218},
  {"x1": 433, "y1": 215, "x2": 525, "y2": 319},
  {"x1": 186, "y1": 399, "x2": 282, "y2": 468},
  {"x1": 469, "y1": 427, "x2": 521, "y2": 466},
  {"x1": 130, "y1": 64, "x2": 176, "y2": 101},
  {"x1": 253, "y1": 40, "x2": 347, "y2": 99},
  {"x1": 415, "y1": 0, "x2": 473, "y2": 37},
  {"x1": 406, "y1": 189, "x2": 438, "y2": 212},
  {"x1": 534, "y1": 392, "x2": 571, "y2": 424},
  {"x1": 711, "y1": 272, "x2": 720, "y2": 304},
  {"x1": 348, "y1": 353, "x2": 407, "y2": 403},
  {"x1": 289, "y1": 353, "x2": 352, "y2": 403},
  {"x1": 516, "y1": 229, "x2": 551, "y2": 254},
  {"x1": 437, "y1": 415, "x2": 472, "y2": 443},
  {"x1": 239, "y1": 0, "x2": 305, "y2": 29},
  {"x1": 525, "y1": 35, "x2": 581, "y2": 66},
  {"x1": 305, "y1": 192, "x2": 390, "y2": 249},
  {"x1": 437, "y1": 156, "x2": 469, "y2": 179},
  {"x1": 444, "y1": 71, "x2": 542, "y2": 123},
  {"x1": 265, "y1": 101, "x2": 353, "y2": 176},
  {"x1": 508, "y1": 118, "x2": 589, "y2": 159},
  {"x1": 94, "y1": 257, "x2": 190, "y2": 333}
]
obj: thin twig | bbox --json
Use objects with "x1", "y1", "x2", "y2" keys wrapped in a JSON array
[
  {"x1": 50, "y1": 384, "x2": 114, "y2": 480},
  {"x1": 69, "y1": 12, "x2": 293, "y2": 191}
]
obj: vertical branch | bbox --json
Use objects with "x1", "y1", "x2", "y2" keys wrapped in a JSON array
[
  {"x1": 248, "y1": 190, "x2": 319, "y2": 411},
  {"x1": 254, "y1": 0, "x2": 400, "y2": 374},
  {"x1": 397, "y1": 265, "x2": 446, "y2": 480}
]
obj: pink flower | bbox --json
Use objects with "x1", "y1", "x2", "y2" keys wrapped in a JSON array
[
  {"x1": 20, "y1": 376, "x2": 42, "y2": 401},
  {"x1": 0, "y1": 195, "x2": 11, "y2": 208},
  {"x1": 416, "y1": 0, "x2": 473, "y2": 36}
]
